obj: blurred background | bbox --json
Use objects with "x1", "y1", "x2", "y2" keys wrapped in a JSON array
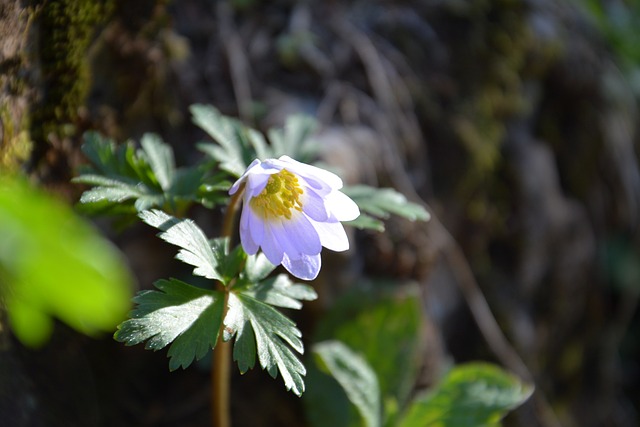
[{"x1": 1, "y1": 0, "x2": 639, "y2": 426}]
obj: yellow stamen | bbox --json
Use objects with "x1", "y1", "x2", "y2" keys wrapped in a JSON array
[{"x1": 250, "y1": 169, "x2": 304, "y2": 220}]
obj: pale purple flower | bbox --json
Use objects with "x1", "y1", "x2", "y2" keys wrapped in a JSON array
[{"x1": 229, "y1": 155, "x2": 360, "y2": 280}]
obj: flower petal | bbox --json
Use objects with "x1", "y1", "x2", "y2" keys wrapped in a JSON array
[
  {"x1": 326, "y1": 190, "x2": 360, "y2": 221},
  {"x1": 239, "y1": 207, "x2": 259, "y2": 255},
  {"x1": 247, "y1": 208, "x2": 264, "y2": 246},
  {"x1": 282, "y1": 252, "x2": 321, "y2": 280},
  {"x1": 230, "y1": 159, "x2": 262, "y2": 194},
  {"x1": 277, "y1": 213, "x2": 322, "y2": 256},
  {"x1": 301, "y1": 188, "x2": 329, "y2": 221},
  {"x1": 261, "y1": 222, "x2": 284, "y2": 265},
  {"x1": 309, "y1": 218, "x2": 350, "y2": 252},
  {"x1": 278, "y1": 155, "x2": 343, "y2": 190}
]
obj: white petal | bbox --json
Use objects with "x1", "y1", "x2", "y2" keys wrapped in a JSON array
[
  {"x1": 229, "y1": 159, "x2": 261, "y2": 194},
  {"x1": 247, "y1": 208, "x2": 264, "y2": 246},
  {"x1": 279, "y1": 213, "x2": 322, "y2": 256},
  {"x1": 278, "y1": 155, "x2": 343, "y2": 190},
  {"x1": 261, "y1": 222, "x2": 284, "y2": 265},
  {"x1": 310, "y1": 219, "x2": 350, "y2": 252},
  {"x1": 239, "y1": 207, "x2": 259, "y2": 254},
  {"x1": 301, "y1": 188, "x2": 329, "y2": 221},
  {"x1": 326, "y1": 190, "x2": 360, "y2": 221},
  {"x1": 282, "y1": 252, "x2": 321, "y2": 281}
]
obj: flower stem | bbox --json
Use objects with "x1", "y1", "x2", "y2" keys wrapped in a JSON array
[
  {"x1": 212, "y1": 292, "x2": 231, "y2": 427},
  {"x1": 212, "y1": 185, "x2": 244, "y2": 427}
]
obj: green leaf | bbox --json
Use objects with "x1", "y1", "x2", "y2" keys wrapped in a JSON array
[
  {"x1": 313, "y1": 341, "x2": 381, "y2": 427},
  {"x1": 240, "y1": 273, "x2": 317, "y2": 310},
  {"x1": 397, "y1": 363, "x2": 534, "y2": 427},
  {"x1": 74, "y1": 132, "x2": 227, "y2": 216},
  {"x1": 192, "y1": 105, "x2": 321, "y2": 175},
  {"x1": 342, "y1": 186, "x2": 430, "y2": 231},
  {"x1": 114, "y1": 278, "x2": 225, "y2": 371},
  {"x1": 140, "y1": 133, "x2": 175, "y2": 191},
  {"x1": 139, "y1": 210, "x2": 223, "y2": 282},
  {"x1": 345, "y1": 213, "x2": 385, "y2": 232},
  {"x1": 267, "y1": 114, "x2": 318, "y2": 161},
  {"x1": 244, "y1": 252, "x2": 277, "y2": 283},
  {"x1": 191, "y1": 104, "x2": 256, "y2": 177},
  {"x1": 0, "y1": 177, "x2": 133, "y2": 347},
  {"x1": 224, "y1": 292, "x2": 307, "y2": 395},
  {"x1": 315, "y1": 284, "x2": 424, "y2": 408}
]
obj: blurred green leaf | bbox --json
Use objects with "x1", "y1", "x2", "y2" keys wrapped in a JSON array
[
  {"x1": 342, "y1": 186, "x2": 430, "y2": 231},
  {"x1": 191, "y1": 104, "x2": 259, "y2": 177},
  {"x1": 313, "y1": 340, "x2": 382, "y2": 427},
  {"x1": 315, "y1": 284, "x2": 425, "y2": 408},
  {"x1": 0, "y1": 177, "x2": 133, "y2": 347},
  {"x1": 397, "y1": 363, "x2": 533, "y2": 427},
  {"x1": 192, "y1": 104, "x2": 319, "y2": 175},
  {"x1": 224, "y1": 292, "x2": 307, "y2": 395},
  {"x1": 267, "y1": 114, "x2": 318, "y2": 162},
  {"x1": 114, "y1": 278, "x2": 224, "y2": 371}
]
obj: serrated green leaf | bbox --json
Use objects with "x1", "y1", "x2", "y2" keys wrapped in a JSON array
[
  {"x1": 75, "y1": 132, "x2": 228, "y2": 216},
  {"x1": 139, "y1": 210, "x2": 222, "y2": 281},
  {"x1": 345, "y1": 213, "x2": 385, "y2": 232},
  {"x1": 397, "y1": 363, "x2": 534, "y2": 427},
  {"x1": 191, "y1": 104, "x2": 252, "y2": 177},
  {"x1": 115, "y1": 278, "x2": 225, "y2": 370},
  {"x1": 267, "y1": 114, "x2": 318, "y2": 161},
  {"x1": 314, "y1": 341, "x2": 381, "y2": 427},
  {"x1": 0, "y1": 177, "x2": 133, "y2": 347},
  {"x1": 342, "y1": 185, "x2": 430, "y2": 225},
  {"x1": 141, "y1": 133, "x2": 175, "y2": 190},
  {"x1": 244, "y1": 252, "x2": 277, "y2": 282},
  {"x1": 241, "y1": 273, "x2": 317, "y2": 309},
  {"x1": 225, "y1": 292, "x2": 306, "y2": 395}
]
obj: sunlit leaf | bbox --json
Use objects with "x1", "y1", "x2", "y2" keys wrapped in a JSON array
[
  {"x1": 313, "y1": 340, "x2": 381, "y2": 427},
  {"x1": 397, "y1": 363, "x2": 534, "y2": 427},
  {"x1": 191, "y1": 104, "x2": 256, "y2": 177},
  {"x1": 239, "y1": 273, "x2": 317, "y2": 310},
  {"x1": 342, "y1": 186, "x2": 430, "y2": 231},
  {"x1": 74, "y1": 132, "x2": 226, "y2": 215},
  {"x1": 0, "y1": 177, "x2": 133, "y2": 347},
  {"x1": 224, "y1": 292, "x2": 307, "y2": 395},
  {"x1": 139, "y1": 210, "x2": 223, "y2": 282},
  {"x1": 114, "y1": 278, "x2": 225, "y2": 371}
]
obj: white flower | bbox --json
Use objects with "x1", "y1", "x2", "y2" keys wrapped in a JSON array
[{"x1": 229, "y1": 155, "x2": 360, "y2": 280}]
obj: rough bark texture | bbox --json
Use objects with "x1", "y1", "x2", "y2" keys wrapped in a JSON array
[{"x1": 1, "y1": 0, "x2": 639, "y2": 426}]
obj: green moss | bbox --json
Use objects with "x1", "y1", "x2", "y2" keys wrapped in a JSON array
[
  {"x1": 0, "y1": 105, "x2": 32, "y2": 173},
  {"x1": 30, "y1": 0, "x2": 114, "y2": 148}
]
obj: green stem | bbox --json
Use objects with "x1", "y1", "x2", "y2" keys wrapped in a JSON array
[{"x1": 212, "y1": 185, "x2": 244, "y2": 427}]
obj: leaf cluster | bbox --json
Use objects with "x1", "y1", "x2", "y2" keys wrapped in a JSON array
[
  {"x1": 113, "y1": 210, "x2": 317, "y2": 395},
  {"x1": 305, "y1": 285, "x2": 532, "y2": 427},
  {"x1": 73, "y1": 132, "x2": 229, "y2": 217}
]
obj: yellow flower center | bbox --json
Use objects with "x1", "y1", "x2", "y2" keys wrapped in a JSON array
[{"x1": 250, "y1": 169, "x2": 304, "y2": 220}]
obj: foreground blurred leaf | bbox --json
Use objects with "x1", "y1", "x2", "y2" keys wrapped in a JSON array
[
  {"x1": 0, "y1": 177, "x2": 133, "y2": 347},
  {"x1": 397, "y1": 363, "x2": 533, "y2": 427},
  {"x1": 342, "y1": 186, "x2": 430, "y2": 231},
  {"x1": 313, "y1": 340, "x2": 381, "y2": 427},
  {"x1": 114, "y1": 278, "x2": 224, "y2": 371}
]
